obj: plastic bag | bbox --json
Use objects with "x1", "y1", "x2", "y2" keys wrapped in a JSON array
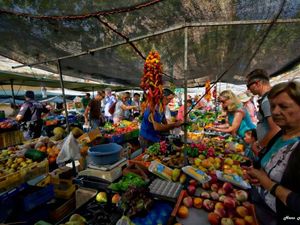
[{"x1": 56, "y1": 133, "x2": 81, "y2": 164}]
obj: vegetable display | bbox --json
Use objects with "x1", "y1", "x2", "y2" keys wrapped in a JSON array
[{"x1": 108, "y1": 172, "x2": 147, "y2": 192}]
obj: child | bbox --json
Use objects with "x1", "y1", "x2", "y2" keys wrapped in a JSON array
[{"x1": 243, "y1": 129, "x2": 259, "y2": 162}]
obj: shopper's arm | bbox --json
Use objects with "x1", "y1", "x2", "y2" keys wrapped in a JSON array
[
  {"x1": 149, "y1": 114, "x2": 182, "y2": 132},
  {"x1": 247, "y1": 167, "x2": 300, "y2": 213},
  {"x1": 213, "y1": 111, "x2": 243, "y2": 134}
]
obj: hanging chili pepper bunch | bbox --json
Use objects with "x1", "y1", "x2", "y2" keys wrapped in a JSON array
[
  {"x1": 140, "y1": 50, "x2": 164, "y2": 113},
  {"x1": 204, "y1": 80, "x2": 211, "y2": 102}
]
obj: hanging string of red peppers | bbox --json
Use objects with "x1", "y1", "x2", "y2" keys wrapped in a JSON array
[
  {"x1": 204, "y1": 80, "x2": 211, "y2": 102},
  {"x1": 140, "y1": 50, "x2": 164, "y2": 115}
]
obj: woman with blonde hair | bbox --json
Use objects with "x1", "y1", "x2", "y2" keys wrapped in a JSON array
[{"x1": 212, "y1": 90, "x2": 256, "y2": 138}]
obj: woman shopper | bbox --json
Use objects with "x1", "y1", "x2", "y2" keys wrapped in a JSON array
[
  {"x1": 211, "y1": 90, "x2": 256, "y2": 138},
  {"x1": 246, "y1": 80, "x2": 300, "y2": 225}
]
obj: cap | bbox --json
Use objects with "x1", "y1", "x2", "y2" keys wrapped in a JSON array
[
  {"x1": 238, "y1": 92, "x2": 252, "y2": 103},
  {"x1": 25, "y1": 90, "x2": 35, "y2": 99}
]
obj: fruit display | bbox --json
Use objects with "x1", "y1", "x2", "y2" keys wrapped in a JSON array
[
  {"x1": 140, "y1": 50, "x2": 164, "y2": 116},
  {"x1": 0, "y1": 119, "x2": 17, "y2": 131},
  {"x1": 0, "y1": 156, "x2": 33, "y2": 174},
  {"x1": 21, "y1": 136, "x2": 62, "y2": 165}
]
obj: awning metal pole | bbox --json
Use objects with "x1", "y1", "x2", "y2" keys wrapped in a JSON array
[
  {"x1": 57, "y1": 60, "x2": 70, "y2": 133},
  {"x1": 183, "y1": 27, "x2": 188, "y2": 166},
  {"x1": 10, "y1": 79, "x2": 16, "y2": 111}
]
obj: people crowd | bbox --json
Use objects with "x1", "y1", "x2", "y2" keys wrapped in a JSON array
[{"x1": 13, "y1": 68, "x2": 300, "y2": 224}]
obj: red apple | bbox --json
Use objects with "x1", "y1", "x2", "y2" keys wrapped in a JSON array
[
  {"x1": 210, "y1": 192, "x2": 219, "y2": 201},
  {"x1": 235, "y1": 190, "x2": 248, "y2": 202},
  {"x1": 201, "y1": 191, "x2": 211, "y2": 199},
  {"x1": 211, "y1": 183, "x2": 219, "y2": 192},
  {"x1": 236, "y1": 206, "x2": 250, "y2": 217},
  {"x1": 208, "y1": 212, "x2": 221, "y2": 225},
  {"x1": 183, "y1": 196, "x2": 193, "y2": 208},
  {"x1": 187, "y1": 184, "x2": 196, "y2": 196},
  {"x1": 214, "y1": 207, "x2": 227, "y2": 217},
  {"x1": 221, "y1": 218, "x2": 234, "y2": 225},
  {"x1": 224, "y1": 197, "x2": 236, "y2": 209},
  {"x1": 223, "y1": 182, "x2": 233, "y2": 194},
  {"x1": 203, "y1": 199, "x2": 215, "y2": 212}
]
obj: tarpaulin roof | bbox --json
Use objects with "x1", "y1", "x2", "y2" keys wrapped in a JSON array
[
  {"x1": 0, "y1": 71, "x2": 126, "y2": 91},
  {"x1": 0, "y1": 0, "x2": 300, "y2": 87}
]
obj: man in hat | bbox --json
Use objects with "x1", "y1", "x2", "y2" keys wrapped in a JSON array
[
  {"x1": 16, "y1": 90, "x2": 48, "y2": 139},
  {"x1": 246, "y1": 69, "x2": 280, "y2": 152},
  {"x1": 238, "y1": 92, "x2": 257, "y2": 124}
]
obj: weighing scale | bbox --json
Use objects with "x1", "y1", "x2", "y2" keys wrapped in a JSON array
[{"x1": 78, "y1": 158, "x2": 128, "y2": 183}]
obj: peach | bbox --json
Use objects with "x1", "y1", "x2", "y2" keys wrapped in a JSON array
[
  {"x1": 235, "y1": 190, "x2": 248, "y2": 202},
  {"x1": 211, "y1": 183, "x2": 219, "y2": 192},
  {"x1": 236, "y1": 206, "x2": 250, "y2": 217},
  {"x1": 214, "y1": 207, "x2": 227, "y2": 217},
  {"x1": 234, "y1": 218, "x2": 246, "y2": 225},
  {"x1": 203, "y1": 199, "x2": 215, "y2": 212},
  {"x1": 211, "y1": 191, "x2": 219, "y2": 200},
  {"x1": 218, "y1": 188, "x2": 226, "y2": 195},
  {"x1": 183, "y1": 196, "x2": 193, "y2": 208},
  {"x1": 201, "y1": 191, "x2": 211, "y2": 199},
  {"x1": 244, "y1": 215, "x2": 255, "y2": 225},
  {"x1": 193, "y1": 197, "x2": 203, "y2": 209},
  {"x1": 177, "y1": 205, "x2": 189, "y2": 218},
  {"x1": 215, "y1": 202, "x2": 225, "y2": 209},
  {"x1": 208, "y1": 212, "x2": 221, "y2": 225}
]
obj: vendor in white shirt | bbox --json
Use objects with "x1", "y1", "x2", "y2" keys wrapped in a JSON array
[{"x1": 104, "y1": 88, "x2": 116, "y2": 123}]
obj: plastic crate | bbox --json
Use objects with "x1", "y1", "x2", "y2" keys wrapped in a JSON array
[
  {"x1": 21, "y1": 184, "x2": 55, "y2": 212},
  {"x1": 22, "y1": 159, "x2": 49, "y2": 182},
  {"x1": 0, "y1": 170, "x2": 24, "y2": 193},
  {"x1": 49, "y1": 197, "x2": 76, "y2": 222},
  {"x1": 54, "y1": 183, "x2": 76, "y2": 199}
]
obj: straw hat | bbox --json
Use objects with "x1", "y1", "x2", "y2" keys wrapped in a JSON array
[{"x1": 238, "y1": 92, "x2": 252, "y2": 103}]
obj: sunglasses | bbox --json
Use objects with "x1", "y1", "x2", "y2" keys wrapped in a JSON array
[{"x1": 247, "y1": 80, "x2": 258, "y2": 89}]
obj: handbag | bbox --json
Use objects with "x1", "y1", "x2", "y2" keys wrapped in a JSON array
[{"x1": 108, "y1": 101, "x2": 117, "y2": 115}]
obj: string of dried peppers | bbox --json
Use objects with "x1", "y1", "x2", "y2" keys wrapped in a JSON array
[
  {"x1": 204, "y1": 80, "x2": 211, "y2": 102},
  {"x1": 140, "y1": 50, "x2": 164, "y2": 115}
]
